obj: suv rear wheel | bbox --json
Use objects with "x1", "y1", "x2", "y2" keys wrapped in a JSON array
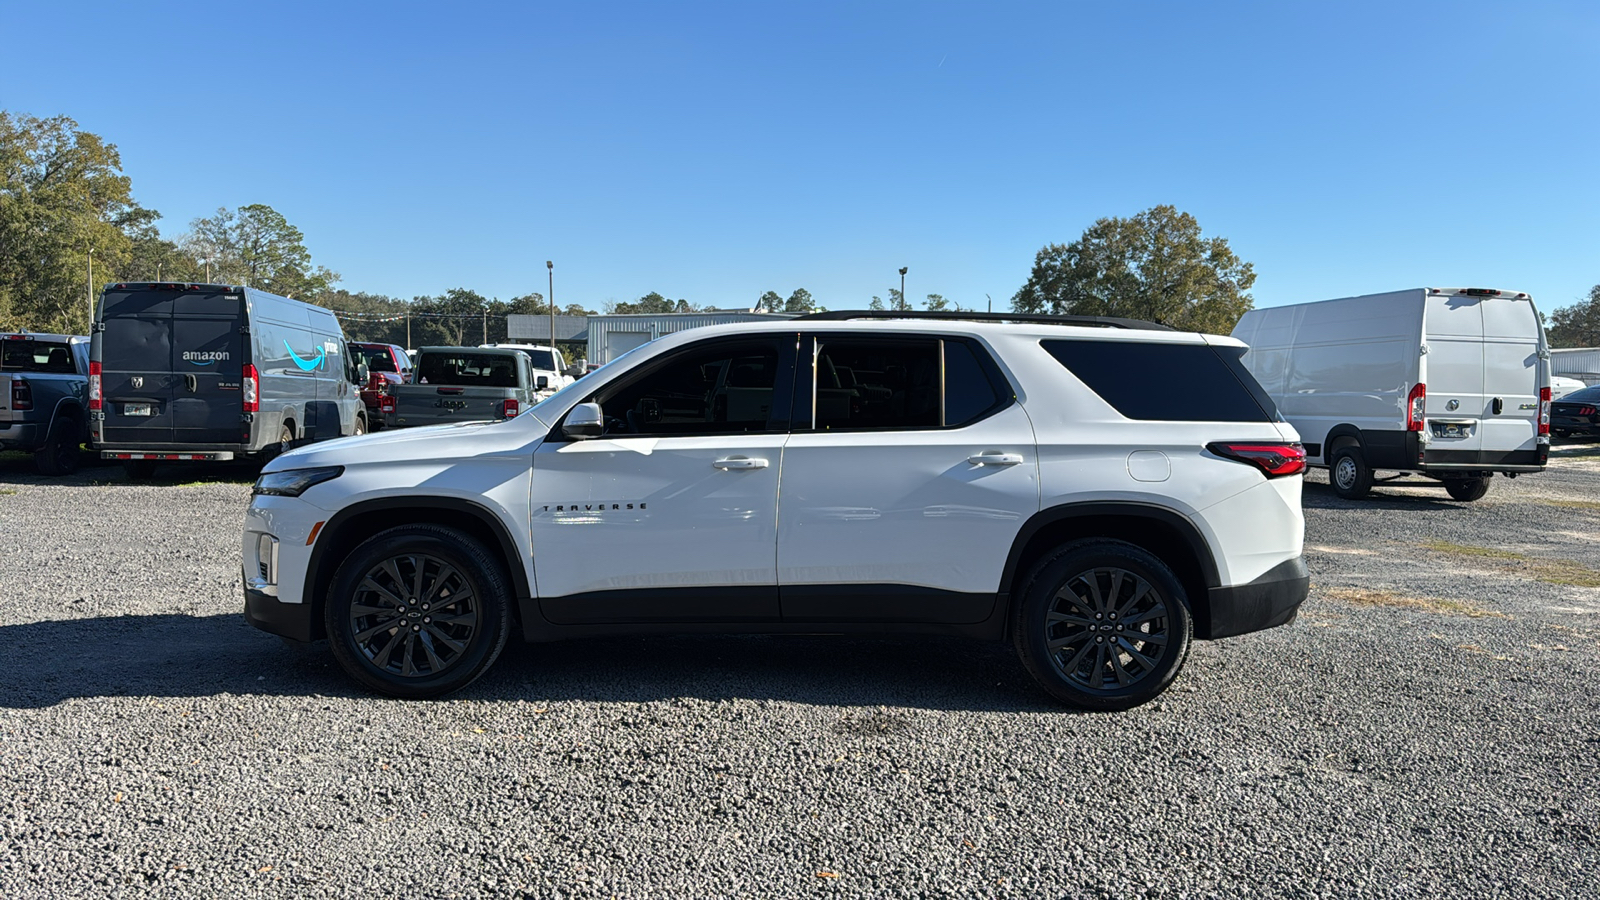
[
  {"x1": 325, "y1": 524, "x2": 512, "y2": 699},
  {"x1": 1013, "y1": 539, "x2": 1193, "y2": 711}
]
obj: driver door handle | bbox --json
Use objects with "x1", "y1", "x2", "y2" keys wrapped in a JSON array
[
  {"x1": 713, "y1": 456, "x2": 769, "y2": 470},
  {"x1": 968, "y1": 452, "x2": 1024, "y2": 466}
]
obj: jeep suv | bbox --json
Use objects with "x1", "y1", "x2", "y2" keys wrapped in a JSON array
[{"x1": 243, "y1": 312, "x2": 1308, "y2": 710}]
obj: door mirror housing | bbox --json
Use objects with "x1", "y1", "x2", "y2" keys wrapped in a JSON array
[
  {"x1": 536, "y1": 375, "x2": 549, "y2": 390},
  {"x1": 356, "y1": 362, "x2": 370, "y2": 385},
  {"x1": 562, "y1": 402, "x2": 604, "y2": 439}
]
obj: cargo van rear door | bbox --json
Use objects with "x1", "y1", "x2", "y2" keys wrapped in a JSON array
[
  {"x1": 1422, "y1": 293, "x2": 1486, "y2": 454},
  {"x1": 171, "y1": 291, "x2": 247, "y2": 445},
  {"x1": 100, "y1": 296, "x2": 176, "y2": 446},
  {"x1": 1479, "y1": 297, "x2": 1542, "y2": 455}
]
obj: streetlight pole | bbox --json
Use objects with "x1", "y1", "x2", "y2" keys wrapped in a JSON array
[
  {"x1": 87, "y1": 246, "x2": 94, "y2": 329},
  {"x1": 546, "y1": 260, "x2": 555, "y2": 364},
  {"x1": 898, "y1": 267, "x2": 907, "y2": 311},
  {"x1": 482, "y1": 305, "x2": 488, "y2": 344}
]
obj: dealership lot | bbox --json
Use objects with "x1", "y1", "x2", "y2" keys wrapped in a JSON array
[{"x1": 2, "y1": 452, "x2": 1597, "y2": 897}]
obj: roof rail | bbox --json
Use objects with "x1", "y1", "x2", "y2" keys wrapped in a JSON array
[{"x1": 795, "y1": 309, "x2": 1176, "y2": 331}]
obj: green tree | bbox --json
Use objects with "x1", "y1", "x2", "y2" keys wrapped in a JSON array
[
  {"x1": 183, "y1": 204, "x2": 338, "y2": 298},
  {"x1": 784, "y1": 288, "x2": 813, "y2": 313},
  {"x1": 1012, "y1": 204, "x2": 1256, "y2": 333},
  {"x1": 756, "y1": 290, "x2": 783, "y2": 312},
  {"x1": 0, "y1": 111, "x2": 156, "y2": 332},
  {"x1": 1546, "y1": 285, "x2": 1600, "y2": 348},
  {"x1": 868, "y1": 295, "x2": 885, "y2": 311},
  {"x1": 609, "y1": 292, "x2": 695, "y2": 314},
  {"x1": 925, "y1": 293, "x2": 950, "y2": 311}
]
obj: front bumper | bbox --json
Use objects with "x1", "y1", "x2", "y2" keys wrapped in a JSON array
[
  {"x1": 245, "y1": 577, "x2": 318, "y2": 642},
  {"x1": 1203, "y1": 556, "x2": 1309, "y2": 640}
]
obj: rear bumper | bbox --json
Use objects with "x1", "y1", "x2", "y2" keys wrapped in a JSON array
[
  {"x1": 0, "y1": 422, "x2": 43, "y2": 451},
  {"x1": 100, "y1": 450, "x2": 236, "y2": 461},
  {"x1": 1203, "y1": 556, "x2": 1309, "y2": 640},
  {"x1": 244, "y1": 579, "x2": 317, "y2": 642}
]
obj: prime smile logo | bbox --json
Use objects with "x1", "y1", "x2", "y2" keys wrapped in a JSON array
[{"x1": 284, "y1": 340, "x2": 326, "y2": 371}]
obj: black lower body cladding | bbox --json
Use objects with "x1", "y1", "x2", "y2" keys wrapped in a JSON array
[
  {"x1": 1203, "y1": 556, "x2": 1309, "y2": 639},
  {"x1": 244, "y1": 578, "x2": 316, "y2": 643}
]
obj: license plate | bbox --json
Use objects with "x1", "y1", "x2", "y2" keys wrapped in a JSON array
[
  {"x1": 1431, "y1": 421, "x2": 1473, "y2": 438},
  {"x1": 123, "y1": 403, "x2": 153, "y2": 417}
]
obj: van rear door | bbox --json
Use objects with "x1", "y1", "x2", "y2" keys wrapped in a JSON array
[
  {"x1": 100, "y1": 290, "x2": 177, "y2": 445},
  {"x1": 171, "y1": 291, "x2": 247, "y2": 444},
  {"x1": 1479, "y1": 295, "x2": 1542, "y2": 456},
  {"x1": 1422, "y1": 292, "x2": 1486, "y2": 455}
]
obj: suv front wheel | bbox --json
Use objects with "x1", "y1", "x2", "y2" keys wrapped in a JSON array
[
  {"x1": 325, "y1": 524, "x2": 512, "y2": 698},
  {"x1": 1013, "y1": 540, "x2": 1193, "y2": 711}
]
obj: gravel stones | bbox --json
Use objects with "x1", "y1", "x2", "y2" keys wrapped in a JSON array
[{"x1": 1, "y1": 453, "x2": 1598, "y2": 897}]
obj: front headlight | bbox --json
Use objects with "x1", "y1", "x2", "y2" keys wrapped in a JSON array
[{"x1": 252, "y1": 466, "x2": 345, "y2": 497}]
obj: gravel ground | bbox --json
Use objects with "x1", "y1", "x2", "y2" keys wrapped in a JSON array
[{"x1": 1, "y1": 448, "x2": 1598, "y2": 898}]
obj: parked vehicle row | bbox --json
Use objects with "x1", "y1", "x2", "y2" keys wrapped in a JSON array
[{"x1": 380, "y1": 346, "x2": 537, "y2": 427}]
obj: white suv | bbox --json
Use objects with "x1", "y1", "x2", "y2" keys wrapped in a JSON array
[{"x1": 244, "y1": 312, "x2": 1308, "y2": 710}]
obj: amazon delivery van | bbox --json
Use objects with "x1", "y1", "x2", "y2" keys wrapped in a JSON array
[
  {"x1": 91, "y1": 282, "x2": 365, "y2": 475},
  {"x1": 1231, "y1": 287, "x2": 1549, "y2": 502}
]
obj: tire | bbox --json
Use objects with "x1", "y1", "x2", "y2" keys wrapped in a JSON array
[
  {"x1": 1444, "y1": 476, "x2": 1491, "y2": 502},
  {"x1": 1012, "y1": 539, "x2": 1193, "y2": 711},
  {"x1": 325, "y1": 524, "x2": 513, "y2": 699},
  {"x1": 260, "y1": 422, "x2": 294, "y2": 463},
  {"x1": 122, "y1": 460, "x2": 157, "y2": 480},
  {"x1": 33, "y1": 416, "x2": 81, "y2": 475},
  {"x1": 1330, "y1": 446, "x2": 1372, "y2": 500},
  {"x1": 352, "y1": 414, "x2": 367, "y2": 437}
]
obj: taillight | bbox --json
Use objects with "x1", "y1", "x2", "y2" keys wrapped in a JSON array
[
  {"x1": 11, "y1": 377, "x2": 32, "y2": 411},
  {"x1": 502, "y1": 398, "x2": 519, "y2": 418},
  {"x1": 379, "y1": 395, "x2": 395, "y2": 414},
  {"x1": 1539, "y1": 386, "x2": 1551, "y2": 436},
  {"x1": 88, "y1": 361, "x2": 102, "y2": 410},
  {"x1": 242, "y1": 364, "x2": 259, "y2": 413},
  {"x1": 1407, "y1": 382, "x2": 1426, "y2": 431},
  {"x1": 1578, "y1": 406, "x2": 1596, "y2": 416},
  {"x1": 1207, "y1": 441, "x2": 1307, "y2": 478}
]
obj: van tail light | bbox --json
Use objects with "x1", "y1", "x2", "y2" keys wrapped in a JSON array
[
  {"x1": 1539, "y1": 386, "x2": 1551, "y2": 436},
  {"x1": 242, "y1": 364, "x2": 259, "y2": 413},
  {"x1": 88, "y1": 362, "x2": 102, "y2": 410},
  {"x1": 1407, "y1": 382, "x2": 1426, "y2": 431},
  {"x1": 502, "y1": 398, "x2": 520, "y2": 418},
  {"x1": 11, "y1": 376, "x2": 32, "y2": 411},
  {"x1": 1207, "y1": 441, "x2": 1307, "y2": 478}
]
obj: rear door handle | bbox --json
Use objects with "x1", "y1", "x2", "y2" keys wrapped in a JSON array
[
  {"x1": 184, "y1": 374, "x2": 198, "y2": 393},
  {"x1": 712, "y1": 456, "x2": 769, "y2": 470},
  {"x1": 968, "y1": 452, "x2": 1024, "y2": 466}
]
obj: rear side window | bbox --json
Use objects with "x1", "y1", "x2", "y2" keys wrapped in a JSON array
[
  {"x1": 417, "y1": 353, "x2": 521, "y2": 388},
  {"x1": 1042, "y1": 339, "x2": 1279, "y2": 422},
  {"x1": 1, "y1": 339, "x2": 75, "y2": 373}
]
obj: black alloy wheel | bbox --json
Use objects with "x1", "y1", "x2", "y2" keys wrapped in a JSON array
[
  {"x1": 1013, "y1": 539, "x2": 1193, "y2": 711},
  {"x1": 325, "y1": 524, "x2": 511, "y2": 698},
  {"x1": 34, "y1": 417, "x2": 81, "y2": 475}
]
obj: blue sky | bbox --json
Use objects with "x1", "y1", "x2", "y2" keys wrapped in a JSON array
[{"x1": 6, "y1": 1, "x2": 1597, "y2": 314}]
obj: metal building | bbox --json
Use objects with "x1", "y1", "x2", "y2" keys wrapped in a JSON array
[
  {"x1": 1551, "y1": 347, "x2": 1600, "y2": 385},
  {"x1": 505, "y1": 314, "x2": 591, "y2": 344},
  {"x1": 585, "y1": 312, "x2": 799, "y2": 364}
]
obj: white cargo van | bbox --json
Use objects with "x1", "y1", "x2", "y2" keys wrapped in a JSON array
[{"x1": 1232, "y1": 287, "x2": 1549, "y2": 502}]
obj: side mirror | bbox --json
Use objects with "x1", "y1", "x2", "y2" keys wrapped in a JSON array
[
  {"x1": 562, "y1": 402, "x2": 604, "y2": 439},
  {"x1": 356, "y1": 362, "x2": 370, "y2": 385},
  {"x1": 536, "y1": 375, "x2": 549, "y2": 390}
]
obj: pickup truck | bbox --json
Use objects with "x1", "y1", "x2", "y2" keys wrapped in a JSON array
[
  {"x1": 0, "y1": 333, "x2": 91, "y2": 474},
  {"x1": 348, "y1": 341, "x2": 412, "y2": 429},
  {"x1": 479, "y1": 343, "x2": 573, "y2": 398},
  {"x1": 381, "y1": 346, "x2": 536, "y2": 428}
]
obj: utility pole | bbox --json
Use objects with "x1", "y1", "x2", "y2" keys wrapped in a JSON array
[
  {"x1": 482, "y1": 305, "x2": 488, "y2": 344},
  {"x1": 406, "y1": 313, "x2": 412, "y2": 350},
  {"x1": 899, "y1": 267, "x2": 907, "y2": 311},
  {"x1": 546, "y1": 260, "x2": 555, "y2": 362}
]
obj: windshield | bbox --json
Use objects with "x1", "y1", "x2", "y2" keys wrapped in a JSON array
[
  {"x1": 354, "y1": 346, "x2": 397, "y2": 373},
  {"x1": 516, "y1": 349, "x2": 556, "y2": 371},
  {"x1": 1, "y1": 339, "x2": 75, "y2": 372}
]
